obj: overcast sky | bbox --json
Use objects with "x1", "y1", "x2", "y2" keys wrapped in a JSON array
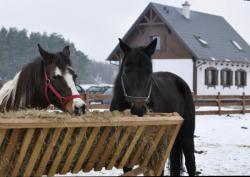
[{"x1": 0, "y1": 0, "x2": 249, "y2": 62}]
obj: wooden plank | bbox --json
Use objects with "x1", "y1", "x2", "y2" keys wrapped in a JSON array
[
  {"x1": 0, "y1": 116, "x2": 183, "y2": 129},
  {"x1": 23, "y1": 128, "x2": 50, "y2": 177},
  {"x1": 0, "y1": 129, "x2": 19, "y2": 177},
  {"x1": 118, "y1": 127, "x2": 145, "y2": 169},
  {"x1": 142, "y1": 126, "x2": 167, "y2": 166},
  {"x1": 95, "y1": 127, "x2": 122, "y2": 171},
  {"x1": 242, "y1": 92, "x2": 246, "y2": 114},
  {"x1": 11, "y1": 129, "x2": 35, "y2": 177},
  {"x1": 217, "y1": 92, "x2": 221, "y2": 115},
  {"x1": 194, "y1": 95, "x2": 245, "y2": 99},
  {"x1": 87, "y1": 94, "x2": 113, "y2": 100},
  {"x1": 0, "y1": 129, "x2": 7, "y2": 147},
  {"x1": 35, "y1": 128, "x2": 63, "y2": 176},
  {"x1": 155, "y1": 124, "x2": 182, "y2": 176},
  {"x1": 195, "y1": 111, "x2": 219, "y2": 115},
  {"x1": 88, "y1": 104, "x2": 110, "y2": 110},
  {"x1": 84, "y1": 127, "x2": 112, "y2": 172},
  {"x1": 128, "y1": 140, "x2": 147, "y2": 168},
  {"x1": 61, "y1": 128, "x2": 88, "y2": 174},
  {"x1": 196, "y1": 110, "x2": 250, "y2": 115},
  {"x1": 196, "y1": 101, "x2": 250, "y2": 107},
  {"x1": 48, "y1": 128, "x2": 74, "y2": 176},
  {"x1": 195, "y1": 102, "x2": 218, "y2": 107},
  {"x1": 107, "y1": 127, "x2": 132, "y2": 170},
  {"x1": 73, "y1": 127, "x2": 100, "y2": 173}
]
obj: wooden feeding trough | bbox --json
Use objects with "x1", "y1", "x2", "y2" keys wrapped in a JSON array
[{"x1": 0, "y1": 111, "x2": 183, "y2": 177}]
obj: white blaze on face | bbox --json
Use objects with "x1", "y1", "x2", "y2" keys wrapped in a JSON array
[{"x1": 56, "y1": 67, "x2": 85, "y2": 109}]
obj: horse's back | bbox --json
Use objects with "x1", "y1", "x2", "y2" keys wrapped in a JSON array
[{"x1": 151, "y1": 72, "x2": 195, "y2": 116}]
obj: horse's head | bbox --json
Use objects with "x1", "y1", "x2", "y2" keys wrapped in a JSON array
[
  {"x1": 38, "y1": 44, "x2": 85, "y2": 115},
  {"x1": 119, "y1": 39, "x2": 157, "y2": 117}
]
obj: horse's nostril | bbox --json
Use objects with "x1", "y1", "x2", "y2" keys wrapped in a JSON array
[
  {"x1": 74, "y1": 106, "x2": 81, "y2": 115},
  {"x1": 74, "y1": 104, "x2": 86, "y2": 115}
]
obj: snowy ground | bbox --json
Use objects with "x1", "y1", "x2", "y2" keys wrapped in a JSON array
[{"x1": 57, "y1": 113, "x2": 250, "y2": 176}]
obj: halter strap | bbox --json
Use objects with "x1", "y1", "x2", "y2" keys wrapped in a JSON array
[{"x1": 44, "y1": 72, "x2": 82, "y2": 109}]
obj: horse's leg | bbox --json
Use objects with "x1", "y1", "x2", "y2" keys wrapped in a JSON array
[
  {"x1": 123, "y1": 167, "x2": 133, "y2": 173},
  {"x1": 170, "y1": 136, "x2": 182, "y2": 176},
  {"x1": 181, "y1": 136, "x2": 196, "y2": 176}
]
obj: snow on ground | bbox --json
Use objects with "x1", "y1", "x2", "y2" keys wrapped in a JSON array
[
  {"x1": 195, "y1": 114, "x2": 250, "y2": 176},
  {"x1": 57, "y1": 113, "x2": 250, "y2": 176}
]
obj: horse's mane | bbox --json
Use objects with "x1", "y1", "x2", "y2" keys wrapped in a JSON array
[{"x1": 0, "y1": 57, "x2": 44, "y2": 111}]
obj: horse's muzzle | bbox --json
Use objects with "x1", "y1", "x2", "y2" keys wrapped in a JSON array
[
  {"x1": 73, "y1": 104, "x2": 86, "y2": 115},
  {"x1": 131, "y1": 104, "x2": 147, "y2": 117}
]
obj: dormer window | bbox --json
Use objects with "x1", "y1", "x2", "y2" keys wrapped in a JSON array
[
  {"x1": 231, "y1": 40, "x2": 243, "y2": 51},
  {"x1": 194, "y1": 35, "x2": 208, "y2": 47}
]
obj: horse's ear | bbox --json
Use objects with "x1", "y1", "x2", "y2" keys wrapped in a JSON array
[
  {"x1": 144, "y1": 38, "x2": 157, "y2": 56},
  {"x1": 38, "y1": 44, "x2": 54, "y2": 60},
  {"x1": 119, "y1": 38, "x2": 131, "y2": 54},
  {"x1": 62, "y1": 46, "x2": 70, "y2": 57}
]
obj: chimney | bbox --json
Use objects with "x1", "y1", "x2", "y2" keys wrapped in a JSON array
[{"x1": 182, "y1": 1, "x2": 191, "y2": 19}]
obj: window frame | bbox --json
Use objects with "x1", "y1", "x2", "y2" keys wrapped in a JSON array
[
  {"x1": 235, "y1": 69, "x2": 247, "y2": 88},
  {"x1": 151, "y1": 35, "x2": 161, "y2": 51},
  {"x1": 205, "y1": 67, "x2": 218, "y2": 87},
  {"x1": 220, "y1": 68, "x2": 233, "y2": 88}
]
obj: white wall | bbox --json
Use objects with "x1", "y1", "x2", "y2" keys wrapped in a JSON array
[
  {"x1": 152, "y1": 59, "x2": 194, "y2": 91},
  {"x1": 196, "y1": 60, "x2": 250, "y2": 95}
]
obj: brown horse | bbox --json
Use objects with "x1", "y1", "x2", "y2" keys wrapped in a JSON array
[{"x1": 0, "y1": 44, "x2": 85, "y2": 114}]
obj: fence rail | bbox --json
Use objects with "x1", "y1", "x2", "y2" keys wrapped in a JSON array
[
  {"x1": 84, "y1": 93, "x2": 250, "y2": 115},
  {"x1": 193, "y1": 92, "x2": 250, "y2": 115}
]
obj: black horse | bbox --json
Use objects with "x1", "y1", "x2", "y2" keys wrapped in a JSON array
[
  {"x1": 110, "y1": 39, "x2": 196, "y2": 176},
  {"x1": 0, "y1": 44, "x2": 85, "y2": 114}
]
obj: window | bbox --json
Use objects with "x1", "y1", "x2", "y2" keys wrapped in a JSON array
[
  {"x1": 151, "y1": 36, "x2": 161, "y2": 50},
  {"x1": 205, "y1": 67, "x2": 218, "y2": 86},
  {"x1": 235, "y1": 70, "x2": 247, "y2": 87},
  {"x1": 221, "y1": 69, "x2": 233, "y2": 87},
  {"x1": 231, "y1": 40, "x2": 243, "y2": 51},
  {"x1": 194, "y1": 35, "x2": 208, "y2": 47}
]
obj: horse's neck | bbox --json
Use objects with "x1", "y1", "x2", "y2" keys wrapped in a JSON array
[{"x1": 0, "y1": 59, "x2": 48, "y2": 111}]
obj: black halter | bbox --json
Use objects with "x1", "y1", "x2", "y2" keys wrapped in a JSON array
[{"x1": 121, "y1": 73, "x2": 153, "y2": 106}]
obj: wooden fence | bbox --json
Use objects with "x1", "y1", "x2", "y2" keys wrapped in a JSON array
[
  {"x1": 84, "y1": 93, "x2": 250, "y2": 115},
  {"x1": 194, "y1": 92, "x2": 250, "y2": 115}
]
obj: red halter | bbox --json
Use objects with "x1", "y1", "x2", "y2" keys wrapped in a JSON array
[{"x1": 44, "y1": 72, "x2": 82, "y2": 109}]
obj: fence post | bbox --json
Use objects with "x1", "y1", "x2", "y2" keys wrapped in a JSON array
[
  {"x1": 86, "y1": 93, "x2": 90, "y2": 109},
  {"x1": 217, "y1": 92, "x2": 221, "y2": 115},
  {"x1": 242, "y1": 92, "x2": 246, "y2": 114}
]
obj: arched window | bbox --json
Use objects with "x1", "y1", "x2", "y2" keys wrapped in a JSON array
[
  {"x1": 205, "y1": 67, "x2": 218, "y2": 87},
  {"x1": 221, "y1": 68, "x2": 233, "y2": 87},
  {"x1": 235, "y1": 69, "x2": 247, "y2": 87}
]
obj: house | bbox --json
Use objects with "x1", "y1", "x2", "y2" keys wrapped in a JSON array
[{"x1": 107, "y1": 1, "x2": 250, "y2": 96}]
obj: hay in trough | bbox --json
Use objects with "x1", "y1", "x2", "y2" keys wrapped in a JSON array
[{"x1": 0, "y1": 109, "x2": 134, "y2": 121}]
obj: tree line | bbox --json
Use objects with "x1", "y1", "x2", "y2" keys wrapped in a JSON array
[{"x1": 0, "y1": 27, "x2": 117, "y2": 84}]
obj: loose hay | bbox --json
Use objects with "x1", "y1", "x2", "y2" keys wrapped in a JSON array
[{"x1": 0, "y1": 109, "x2": 135, "y2": 121}]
